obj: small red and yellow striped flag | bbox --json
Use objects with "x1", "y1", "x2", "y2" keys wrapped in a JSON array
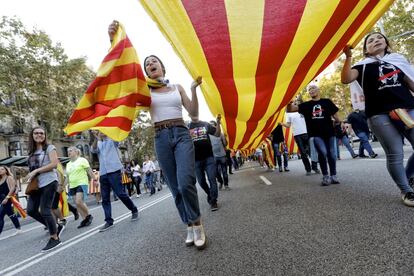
[
  {"x1": 261, "y1": 138, "x2": 275, "y2": 168},
  {"x1": 64, "y1": 23, "x2": 151, "y2": 141}
]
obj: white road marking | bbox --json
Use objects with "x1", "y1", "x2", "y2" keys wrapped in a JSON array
[
  {"x1": 364, "y1": 158, "x2": 408, "y2": 161},
  {"x1": 259, "y1": 176, "x2": 272, "y2": 186},
  {"x1": 0, "y1": 194, "x2": 172, "y2": 276},
  {"x1": 0, "y1": 193, "x2": 158, "y2": 241}
]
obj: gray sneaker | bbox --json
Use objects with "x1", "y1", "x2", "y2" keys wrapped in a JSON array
[
  {"x1": 331, "y1": 175, "x2": 340, "y2": 184},
  {"x1": 321, "y1": 175, "x2": 330, "y2": 186},
  {"x1": 131, "y1": 211, "x2": 139, "y2": 221}
]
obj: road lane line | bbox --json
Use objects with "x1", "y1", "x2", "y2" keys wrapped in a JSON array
[
  {"x1": 0, "y1": 192, "x2": 165, "y2": 241},
  {"x1": 0, "y1": 194, "x2": 172, "y2": 276},
  {"x1": 259, "y1": 176, "x2": 272, "y2": 186}
]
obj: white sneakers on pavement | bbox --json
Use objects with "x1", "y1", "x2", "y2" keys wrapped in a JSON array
[
  {"x1": 185, "y1": 226, "x2": 194, "y2": 246},
  {"x1": 193, "y1": 224, "x2": 207, "y2": 250}
]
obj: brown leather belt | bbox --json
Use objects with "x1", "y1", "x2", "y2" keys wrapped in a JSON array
[{"x1": 154, "y1": 118, "x2": 186, "y2": 131}]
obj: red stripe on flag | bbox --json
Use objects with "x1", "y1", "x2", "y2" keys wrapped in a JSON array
[
  {"x1": 86, "y1": 63, "x2": 146, "y2": 94},
  {"x1": 68, "y1": 93, "x2": 150, "y2": 124},
  {"x1": 279, "y1": 0, "x2": 378, "y2": 108},
  {"x1": 102, "y1": 37, "x2": 134, "y2": 62},
  {"x1": 95, "y1": 117, "x2": 133, "y2": 131},
  {"x1": 238, "y1": 0, "x2": 307, "y2": 149},
  {"x1": 182, "y1": 0, "x2": 238, "y2": 148}
]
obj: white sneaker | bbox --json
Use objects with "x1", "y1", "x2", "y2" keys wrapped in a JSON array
[
  {"x1": 136, "y1": 194, "x2": 140, "y2": 198},
  {"x1": 193, "y1": 224, "x2": 207, "y2": 250},
  {"x1": 185, "y1": 226, "x2": 194, "y2": 246},
  {"x1": 14, "y1": 229, "x2": 23, "y2": 236}
]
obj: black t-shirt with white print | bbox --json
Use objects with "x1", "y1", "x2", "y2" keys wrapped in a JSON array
[
  {"x1": 353, "y1": 60, "x2": 414, "y2": 117},
  {"x1": 188, "y1": 121, "x2": 217, "y2": 161},
  {"x1": 298, "y1": 98, "x2": 338, "y2": 138}
]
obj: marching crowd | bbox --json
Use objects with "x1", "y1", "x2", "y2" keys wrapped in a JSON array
[{"x1": 1, "y1": 28, "x2": 414, "y2": 254}]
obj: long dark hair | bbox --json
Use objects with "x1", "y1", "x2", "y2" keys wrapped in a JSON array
[
  {"x1": 0, "y1": 165, "x2": 11, "y2": 177},
  {"x1": 143, "y1": 55, "x2": 166, "y2": 77},
  {"x1": 363, "y1": 32, "x2": 392, "y2": 57},
  {"x1": 28, "y1": 126, "x2": 48, "y2": 155}
]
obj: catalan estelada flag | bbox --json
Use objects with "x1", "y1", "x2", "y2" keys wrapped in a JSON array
[
  {"x1": 139, "y1": 0, "x2": 394, "y2": 149},
  {"x1": 64, "y1": 23, "x2": 151, "y2": 141}
]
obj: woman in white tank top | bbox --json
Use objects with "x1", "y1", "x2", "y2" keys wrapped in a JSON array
[{"x1": 108, "y1": 19, "x2": 207, "y2": 250}]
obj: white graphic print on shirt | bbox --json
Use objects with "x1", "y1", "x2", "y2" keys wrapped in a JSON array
[
  {"x1": 311, "y1": 104, "x2": 325, "y2": 119},
  {"x1": 378, "y1": 62, "x2": 402, "y2": 90}
]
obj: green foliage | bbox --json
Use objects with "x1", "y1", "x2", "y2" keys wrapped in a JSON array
[
  {"x1": 0, "y1": 16, "x2": 95, "y2": 139},
  {"x1": 126, "y1": 111, "x2": 155, "y2": 164}
]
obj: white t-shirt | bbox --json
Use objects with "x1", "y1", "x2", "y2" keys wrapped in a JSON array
[{"x1": 285, "y1": 112, "x2": 307, "y2": 136}]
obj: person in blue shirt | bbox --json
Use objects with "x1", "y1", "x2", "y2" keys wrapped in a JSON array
[{"x1": 91, "y1": 131, "x2": 138, "y2": 231}]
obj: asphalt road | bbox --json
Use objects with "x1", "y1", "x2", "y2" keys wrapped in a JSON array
[{"x1": 1, "y1": 143, "x2": 414, "y2": 275}]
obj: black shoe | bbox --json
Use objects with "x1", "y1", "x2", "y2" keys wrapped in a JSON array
[
  {"x1": 284, "y1": 167, "x2": 290, "y2": 172},
  {"x1": 99, "y1": 223, "x2": 114, "y2": 232},
  {"x1": 402, "y1": 192, "x2": 414, "y2": 207},
  {"x1": 73, "y1": 211, "x2": 79, "y2": 221},
  {"x1": 210, "y1": 202, "x2": 219, "y2": 212},
  {"x1": 370, "y1": 153, "x2": 378, "y2": 158},
  {"x1": 409, "y1": 178, "x2": 414, "y2": 189},
  {"x1": 85, "y1": 215, "x2": 93, "y2": 226},
  {"x1": 359, "y1": 155, "x2": 368, "y2": 158},
  {"x1": 313, "y1": 169, "x2": 321, "y2": 174},
  {"x1": 42, "y1": 238, "x2": 61, "y2": 252},
  {"x1": 279, "y1": 167, "x2": 283, "y2": 172},
  {"x1": 352, "y1": 154, "x2": 358, "y2": 158},
  {"x1": 131, "y1": 211, "x2": 139, "y2": 221},
  {"x1": 114, "y1": 198, "x2": 119, "y2": 201},
  {"x1": 57, "y1": 223, "x2": 65, "y2": 239}
]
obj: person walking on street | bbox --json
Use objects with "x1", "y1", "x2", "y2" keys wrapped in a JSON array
[
  {"x1": 347, "y1": 109, "x2": 377, "y2": 158},
  {"x1": 299, "y1": 85, "x2": 343, "y2": 186},
  {"x1": 271, "y1": 125, "x2": 289, "y2": 172},
  {"x1": 334, "y1": 123, "x2": 357, "y2": 159},
  {"x1": 131, "y1": 161, "x2": 142, "y2": 198},
  {"x1": 0, "y1": 166, "x2": 21, "y2": 236},
  {"x1": 142, "y1": 156, "x2": 156, "y2": 196},
  {"x1": 26, "y1": 126, "x2": 62, "y2": 251},
  {"x1": 66, "y1": 146, "x2": 94, "y2": 229},
  {"x1": 91, "y1": 131, "x2": 138, "y2": 231},
  {"x1": 341, "y1": 32, "x2": 414, "y2": 206},
  {"x1": 189, "y1": 115, "x2": 222, "y2": 211},
  {"x1": 282, "y1": 101, "x2": 319, "y2": 175},
  {"x1": 209, "y1": 120, "x2": 230, "y2": 190}
]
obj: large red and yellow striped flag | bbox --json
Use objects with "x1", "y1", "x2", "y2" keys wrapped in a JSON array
[
  {"x1": 64, "y1": 23, "x2": 151, "y2": 141},
  {"x1": 139, "y1": 0, "x2": 393, "y2": 149}
]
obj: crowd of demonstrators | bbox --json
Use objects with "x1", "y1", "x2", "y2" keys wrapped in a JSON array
[
  {"x1": 91, "y1": 130, "x2": 138, "y2": 232},
  {"x1": 66, "y1": 146, "x2": 93, "y2": 229},
  {"x1": 282, "y1": 101, "x2": 320, "y2": 175},
  {"x1": 122, "y1": 163, "x2": 134, "y2": 196},
  {"x1": 299, "y1": 84, "x2": 343, "y2": 186},
  {"x1": 209, "y1": 120, "x2": 230, "y2": 190},
  {"x1": 189, "y1": 114, "x2": 221, "y2": 211},
  {"x1": 347, "y1": 109, "x2": 377, "y2": 158},
  {"x1": 271, "y1": 125, "x2": 289, "y2": 172},
  {"x1": 0, "y1": 165, "x2": 21, "y2": 236},
  {"x1": 341, "y1": 32, "x2": 414, "y2": 206},
  {"x1": 334, "y1": 122, "x2": 357, "y2": 159}
]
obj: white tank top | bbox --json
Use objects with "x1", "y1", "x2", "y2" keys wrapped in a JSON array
[{"x1": 150, "y1": 85, "x2": 183, "y2": 123}]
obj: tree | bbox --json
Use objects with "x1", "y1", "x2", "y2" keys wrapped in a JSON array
[
  {"x1": 126, "y1": 111, "x2": 155, "y2": 164},
  {"x1": 0, "y1": 16, "x2": 95, "y2": 138}
]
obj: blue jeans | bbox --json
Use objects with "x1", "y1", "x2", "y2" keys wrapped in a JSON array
[
  {"x1": 100, "y1": 170, "x2": 138, "y2": 224},
  {"x1": 309, "y1": 137, "x2": 319, "y2": 163},
  {"x1": 313, "y1": 136, "x2": 337, "y2": 176},
  {"x1": 336, "y1": 136, "x2": 356, "y2": 158},
  {"x1": 145, "y1": 173, "x2": 155, "y2": 195},
  {"x1": 195, "y1": 156, "x2": 218, "y2": 205},
  {"x1": 215, "y1": 156, "x2": 229, "y2": 186},
  {"x1": 368, "y1": 112, "x2": 414, "y2": 194},
  {"x1": 273, "y1": 143, "x2": 288, "y2": 168},
  {"x1": 0, "y1": 201, "x2": 20, "y2": 234},
  {"x1": 356, "y1": 131, "x2": 375, "y2": 156},
  {"x1": 154, "y1": 126, "x2": 200, "y2": 224},
  {"x1": 294, "y1": 133, "x2": 318, "y2": 172}
]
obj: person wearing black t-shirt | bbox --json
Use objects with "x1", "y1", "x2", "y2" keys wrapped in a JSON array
[
  {"x1": 189, "y1": 115, "x2": 221, "y2": 211},
  {"x1": 271, "y1": 125, "x2": 289, "y2": 172},
  {"x1": 341, "y1": 32, "x2": 414, "y2": 207},
  {"x1": 347, "y1": 110, "x2": 377, "y2": 158},
  {"x1": 299, "y1": 84, "x2": 343, "y2": 186}
]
